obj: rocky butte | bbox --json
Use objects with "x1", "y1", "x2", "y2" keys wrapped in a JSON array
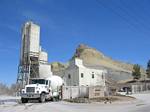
[{"x1": 51, "y1": 44, "x2": 146, "y2": 82}]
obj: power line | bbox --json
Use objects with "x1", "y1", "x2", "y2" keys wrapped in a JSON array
[
  {"x1": 96, "y1": 0, "x2": 150, "y2": 35},
  {"x1": 118, "y1": 0, "x2": 150, "y2": 31}
]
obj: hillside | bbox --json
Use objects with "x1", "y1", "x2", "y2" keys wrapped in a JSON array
[
  {"x1": 51, "y1": 62, "x2": 66, "y2": 72},
  {"x1": 72, "y1": 44, "x2": 145, "y2": 73}
]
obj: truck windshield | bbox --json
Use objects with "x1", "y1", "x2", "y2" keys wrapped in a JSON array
[{"x1": 30, "y1": 79, "x2": 46, "y2": 84}]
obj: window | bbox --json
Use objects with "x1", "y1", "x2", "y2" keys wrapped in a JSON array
[
  {"x1": 30, "y1": 79, "x2": 46, "y2": 84},
  {"x1": 49, "y1": 81, "x2": 51, "y2": 87},
  {"x1": 46, "y1": 80, "x2": 48, "y2": 85},
  {"x1": 102, "y1": 75, "x2": 104, "y2": 79},
  {"x1": 68, "y1": 74, "x2": 71, "y2": 79},
  {"x1": 92, "y1": 74, "x2": 94, "y2": 78},
  {"x1": 81, "y1": 73, "x2": 84, "y2": 78}
]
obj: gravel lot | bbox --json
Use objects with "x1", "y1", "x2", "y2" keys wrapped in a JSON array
[{"x1": 0, "y1": 93, "x2": 150, "y2": 112}]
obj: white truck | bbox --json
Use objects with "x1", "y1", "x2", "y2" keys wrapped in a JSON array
[{"x1": 21, "y1": 76, "x2": 63, "y2": 103}]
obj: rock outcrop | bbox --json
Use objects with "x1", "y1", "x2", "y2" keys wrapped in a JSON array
[
  {"x1": 51, "y1": 62, "x2": 66, "y2": 72},
  {"x1": 51, "y1": 44, "x2": 146, "y2": 82}
]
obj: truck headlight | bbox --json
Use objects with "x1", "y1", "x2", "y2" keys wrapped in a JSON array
[{"x1": 22, "y1": 90, "x2": 25, "y2": 93}]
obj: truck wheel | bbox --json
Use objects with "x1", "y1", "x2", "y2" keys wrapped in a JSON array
[
  {"x1": 56, "y1": 96, "x2": 59, "y2": 101},
  {"x1": 21, "y1": 98, "x2": 28, "y2": 103},
  {"x1": 52, "y1": 97, "x2": 56, "y2": 102},
  {"x1": 39, "y1": 93, "x2": 46, "y2": 103},
  {"x1": 52, "y1": 96, "x2": 59, "y2": 102}
]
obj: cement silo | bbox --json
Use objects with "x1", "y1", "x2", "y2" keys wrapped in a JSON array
[
  {"x1": 39, "y1": 51, "x2": 48, "y2": 63},
  {"x1": 17, "y1": 21, "x2": 54, "y2": 88},
  {"x1": 39, "y1": 64, "x2": 53, "y2": 78},
  {"x1": 17, "y1": 21, "x2": 41, "y2": 87},
  {"x1": 20, "y1": 21, "x2": 40, "y2": 62},
  {"x1": 39, "y1": 51, "x2": 52, "y2": 78}
]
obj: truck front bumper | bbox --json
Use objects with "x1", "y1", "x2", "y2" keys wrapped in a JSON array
[{"x1": 21, "y1": 93, "x2": 40, "y2": 99}]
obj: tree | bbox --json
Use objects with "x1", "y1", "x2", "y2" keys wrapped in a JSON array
[
  {"x1": 0, "y1": 83, "x2": 9, "y2": 95},
  {"x1": 146, "y1": 60, "x2": 150, "y2": 78},
  {"x1": 132, "y1": 64, "x2": 141, "y2": 80},
  {"x1": 0, "y1": 82, "x2": 18, "y2": 96}
]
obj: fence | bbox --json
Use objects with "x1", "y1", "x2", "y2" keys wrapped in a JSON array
[
  {"x1": 62, "y1": 86, "x2": 106, "y2": 99},
  {"x1": 89, "y1": 86, "x2": 105, "y2": 98},
  {"x1": 132, "y1": 83, "x2": 150, "y2": 93}
]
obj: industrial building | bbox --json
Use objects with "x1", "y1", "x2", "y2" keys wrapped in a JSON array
[
  {"x1": 17, "y1": 21, "x2": 52, "y2": 88},
  {"x1": 55, "y1": 58, "x2": 107, "y2": 87}
]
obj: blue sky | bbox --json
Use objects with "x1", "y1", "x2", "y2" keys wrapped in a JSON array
[{"x1": 0, "y1": 0, "x2": 150, "y2": 85}]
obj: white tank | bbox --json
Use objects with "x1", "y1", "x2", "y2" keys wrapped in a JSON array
[
  {"x1": 39, "y1": 51, "x2": 48, "y2": 62},
  {"x1": 47, "y1": 76, "x2": 63, "y2": 91},
  {"x1": 39, "y1": 64, "x2": 52, "y2": 78}
]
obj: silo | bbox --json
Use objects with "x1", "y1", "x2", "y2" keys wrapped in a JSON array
[
  {"x1": 39, "y1": 64, "x2": 53, "y2": 78},
  {"x1": 39, "y1": 51, "x2": 48, "y2": 63},
  {"x1": 29, "y1": 22, "x2": 40, "y2": 55},
  {"x1": 18, "y1": 21, "x2": 40, "y2": 87},
  {"x1": 20, "y1": 21, "x2": 40, "y2": 60}
]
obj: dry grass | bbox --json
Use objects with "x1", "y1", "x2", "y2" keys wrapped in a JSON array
[{"x1": 64, "y1": 95, "x2": 135, "y2": 103}]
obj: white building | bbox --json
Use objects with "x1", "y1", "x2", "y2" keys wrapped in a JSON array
[{"x1": 56, "y1": 58, "x2": 107, "y2": 87}]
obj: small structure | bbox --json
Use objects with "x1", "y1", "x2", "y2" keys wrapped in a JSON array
[
  {"x1": 118, "y1": 79, "x2": 150, "y2": 94},
  {"x1": 61, "y1": 85, "x2": 106, "y2": 99}
]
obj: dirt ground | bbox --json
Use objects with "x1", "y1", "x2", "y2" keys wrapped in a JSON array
[
  {"x1": 64, "y1": 95, "x2": 135, "y2": 103},
  {"x1": 0, "y1": 93, "x2": 150, "y2": 112}
]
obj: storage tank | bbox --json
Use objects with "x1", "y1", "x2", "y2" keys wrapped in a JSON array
[
  {"x1": 20, "y1": 21, "x2": 40, "y2": 61},
  {"x1": 39, "y1": 51, "x2": 48, "y2": 62},
  {"x1": 29, "y1": 23, "x2": 40, "y2": 54},
  {"x1": 47, "y1": 76, "x2": 63, "y2": 91},
  {"x1": 39, "y1": 64, "x2": 52, "y2": 78}
]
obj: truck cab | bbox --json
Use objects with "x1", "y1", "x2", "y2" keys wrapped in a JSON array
[{"x1": 21, "y1": 78, "x2": 58, "y2": 103}]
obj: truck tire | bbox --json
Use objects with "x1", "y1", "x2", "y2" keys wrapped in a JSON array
[
  {"x1": 52, "y1": 96, "x2": 59, "y2": 102},
  {"x1": 56, "y1": 96, "x2": 59, "y2": 101},
  {"x1": 21, "y1": 98, "x2": 28, "y2": 103},
  {"x1": 39, "y1": 93, "x2": 46, "y2": 103},
  {"x1": 52, "y1": 97, "x2": 56, "y2": 102}
]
